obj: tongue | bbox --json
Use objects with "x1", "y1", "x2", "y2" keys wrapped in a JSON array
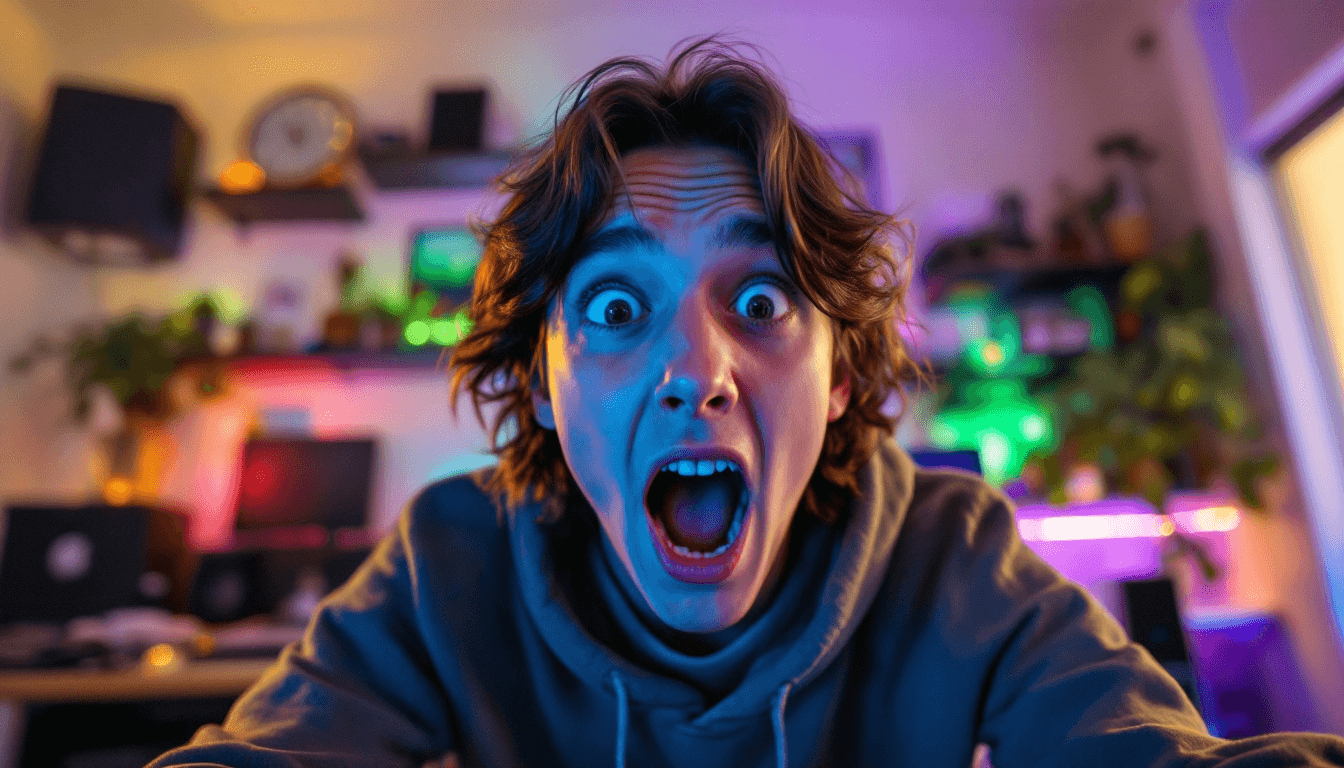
[{"x1": 660, "y1": 476, "x2": 736, "y2": 551}]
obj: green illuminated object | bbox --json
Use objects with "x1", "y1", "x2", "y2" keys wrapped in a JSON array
[
  {"x1": 930, "y1": 378, "x2": 1054, "y2": 486},
  {"x1": 413, "y1": 229, "x2": 481, "y2": 289}
]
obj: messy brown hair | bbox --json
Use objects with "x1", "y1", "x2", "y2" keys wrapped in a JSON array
[{"x1": 449, "y1": 37, "x2": 925, "y2": 524}]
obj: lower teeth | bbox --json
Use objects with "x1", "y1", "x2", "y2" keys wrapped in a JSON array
[{"x1": 665, "y1": 498, "x2": 747, "y2": 559}]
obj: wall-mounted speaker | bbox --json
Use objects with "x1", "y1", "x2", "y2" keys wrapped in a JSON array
[
  {"x1": 428, "y1": 88, "x2": 487, "y2": 153},
  {"x1": 25, "y1": 83, "x2": 200, "y2": 265}
]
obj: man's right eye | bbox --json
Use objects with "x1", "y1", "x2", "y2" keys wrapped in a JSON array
[{"x1": 583, "y1": 287, "x2": 645, "y2": 326}]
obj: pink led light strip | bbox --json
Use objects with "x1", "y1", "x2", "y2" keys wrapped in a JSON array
[{"x1": 1017, "y1": 506, "x2": 1241, "y2": 542}]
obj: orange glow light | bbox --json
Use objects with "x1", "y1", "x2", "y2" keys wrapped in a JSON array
[
  {"x1": 143, "y1": 643, "x2": 179, "y2": 671},
  {"x1": 219, "y1": 161, "x2": 266, "y2": 194},
  {"x1": 103, "y1": 477, "x2": 133, "y2": 506}
]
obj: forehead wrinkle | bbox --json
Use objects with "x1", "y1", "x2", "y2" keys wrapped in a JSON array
[
  {"x1": 620, "y1": 167, "x2": 757, "y2": 182},
  {"x1": 615, "y1": 168, "x2": 759, "y2": 197},
  {"x1": 620, "y1": 190, "x2": 762, "y2": 215},
  {"x1": 619, "y1": 172, "x2": 757, "y2": 190}
]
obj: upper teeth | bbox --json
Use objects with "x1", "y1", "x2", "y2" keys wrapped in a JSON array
[{"x1": 660, "y1": 458, "x2": 740, "y2": 477}]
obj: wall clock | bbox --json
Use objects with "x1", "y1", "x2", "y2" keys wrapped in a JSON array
[{"x1": 245, "y1": 85, "x2": 357, "y2": 188}]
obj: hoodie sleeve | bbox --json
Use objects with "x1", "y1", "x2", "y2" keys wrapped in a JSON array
[
  {"x1": 147, "y1": 506, "x2": 456, "y2": 768},
  {"x1": 950, "y1": 483, "x2": 1344, "y2": 768}
]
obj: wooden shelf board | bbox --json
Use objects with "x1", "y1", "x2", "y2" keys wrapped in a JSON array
[{"x1": 201, "y1": 185, "x2": 364, "y2": 224}]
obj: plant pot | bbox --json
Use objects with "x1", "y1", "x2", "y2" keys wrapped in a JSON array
[{"x1": 94, "y1": 417, "x2": 173, "y2": 506}]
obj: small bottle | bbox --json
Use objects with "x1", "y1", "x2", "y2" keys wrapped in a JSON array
[{"x1": 322, "y1": 255, "x2": 363, "y2": 351}]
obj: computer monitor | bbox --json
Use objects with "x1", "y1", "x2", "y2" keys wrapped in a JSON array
[
  {"x1": 409, "y1": 225, "x2": 482, "y2": 310},
  {"x1": 908, "y1": 448, "x2": 983, "y2": 475},
  {"x1": 0, "y1": 505, "x2": 161, "y2": 623},
  {"x1": 234, "y1": 438, "x2": 376, "y2": 532}
]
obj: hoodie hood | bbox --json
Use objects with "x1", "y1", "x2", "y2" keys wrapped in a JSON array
[{"x1": 509, "y1": 436, "x2": 914, "y2": 727}]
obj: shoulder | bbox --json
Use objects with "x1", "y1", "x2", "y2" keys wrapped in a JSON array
[
  {"x1": 882, "y1": 462, "x2": 1062, "y2": 615},
  {"x1": 404, "y1": 467, "x2": 504, "y2": 528},
  {"x1": 903, "y1": 466, "x2": 1017, "y2": 546},
  {"x1": 395, "y1": 467, "x2": 512, "y2": 565}
]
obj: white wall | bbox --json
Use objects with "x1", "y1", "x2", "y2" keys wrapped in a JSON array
[
  {"x1": 1154, "y1": 0, "x2": 1344, "y2": 733},
  {"x1": 0, "y1": 0, "x2": 103, "y2": 505},
  {"x1": 5, "y1": 1, "x2": 1210, "y2": 533}
]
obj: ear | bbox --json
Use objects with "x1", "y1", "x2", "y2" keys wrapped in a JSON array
[
  {"x1": 827, "y1": 362, "x2": 851, "y2": 423},
  {"x1": 530, "y1": 355, "x2": 557, "y2": 430},
  {"x1": 531, "y1": 387, "x2": 556, "y2": 430}
]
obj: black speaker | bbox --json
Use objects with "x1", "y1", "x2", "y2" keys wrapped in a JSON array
[
  {"x1": 1122, "y1": 577, "x2": 1202, "y2": 712},
  {"x1": 0, "y1": 504, "x2": 190, "y2": 623},
  {"x1": 428, "y1": 88, "x2": 487, "y2": 153},
  {"x1": 25, "y1": 83, "x2": 199, "y2": 264},
  {"x1": 188, "y1": 545, "x2": 372, "y2": 624}
]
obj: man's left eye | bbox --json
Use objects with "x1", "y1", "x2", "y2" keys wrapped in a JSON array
[{"x1": 732, "y1": 281, "x2": 791, "y2": 321}]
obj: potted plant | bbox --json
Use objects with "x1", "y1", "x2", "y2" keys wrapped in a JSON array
[
  {"x1": 9, "y1": 295, "x2": 227, "y2": 502},
  {"x1": 1027, "y1": 230, "x2": 1280, "y2": 577}
]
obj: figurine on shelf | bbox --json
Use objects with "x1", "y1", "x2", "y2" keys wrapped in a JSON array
[
  {"x1": 1097, "y1": 133, "x2": 1158, "y2": 262},
  {"x1": 257, "y1": 281, "x2": 305, "y2": 354},
  {"x1": 921, "y1": 190, "x2": 1046, "y2": 294},
  {"x1": 1051, "y1": 179, "x2": 1109, "y2": 264},
  {"x1": 993, "y1": 191, "x2": 1034, "y2": 251},
  {"x1": 360, "y1": 299, "x2": 404, "y2": 353},
  {"x1": 321, "y1": 254, "x2": 363, "y2": 351}
]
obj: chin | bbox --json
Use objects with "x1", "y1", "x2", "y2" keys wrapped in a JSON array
[{"x1": 652, "y1": 590, "x2": 752, "y2": 634}]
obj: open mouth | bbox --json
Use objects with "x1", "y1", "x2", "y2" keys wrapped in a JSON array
[{"x1": 643, "y1": 457, "x2": 751, "y2": 584}]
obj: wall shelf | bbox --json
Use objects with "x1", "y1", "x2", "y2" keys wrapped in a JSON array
[
  {"x1": 216, "y1": 349, "x2": 448, "y2": 375},
  {"x1": 923, "y1": 262, "x2": 1129, "y2": 306},
  {"x1": 360, "y1": 149, "x2": 514, "y2": 190},
  {"x1": 201, "y1": 185, "x2": 365, "y2": 224}
]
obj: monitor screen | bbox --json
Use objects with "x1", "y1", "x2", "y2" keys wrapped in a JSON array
[
  {"x1": 234, "y1": 438, "x2": 376, "y2": 531},
  {"x1": 409, "y1": 226, "x2": 482, "y2": 309},
  {"x1": 908, "y1": 448, "x2": 983, "y2": 475}
]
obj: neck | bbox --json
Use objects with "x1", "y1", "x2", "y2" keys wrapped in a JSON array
[{"x1": 597, "y1": 526, "x2": 792, "y2": 656}]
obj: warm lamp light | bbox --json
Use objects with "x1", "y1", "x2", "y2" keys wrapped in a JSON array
[
  {"x1": 103, "y1": 476, "x2": 134, "y2": 506},
  {"x1": 141, "y1": 642, "x2": 184, "y2": 674},
  {"x1": 219, "y1": 161, "x2": 266, "y2": 194}
]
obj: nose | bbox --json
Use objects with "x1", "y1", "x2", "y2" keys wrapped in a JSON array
[{"x1": 654, "y1": 303, "x2": 738, "y2": 418}]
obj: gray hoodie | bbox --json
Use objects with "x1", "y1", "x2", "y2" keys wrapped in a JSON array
[{"x1": 149, "y1": 438, "x2": 1344, "y2": 767}]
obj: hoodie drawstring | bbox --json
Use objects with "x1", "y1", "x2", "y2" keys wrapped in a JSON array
[
  {"x1": 771, "y1": 681, "x2": 794, "y2": 768},
  {"x1": 609, "y1": 671, "x2": 629, "y2": 768}
]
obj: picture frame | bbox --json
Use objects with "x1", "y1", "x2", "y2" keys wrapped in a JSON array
[{"x1": 816, "y1": 129, "x2": 883, "y2": 209}]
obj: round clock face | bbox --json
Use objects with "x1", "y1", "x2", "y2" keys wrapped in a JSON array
[{"x1": 247, "y1": 88, "x2": 356, "y2": 187}]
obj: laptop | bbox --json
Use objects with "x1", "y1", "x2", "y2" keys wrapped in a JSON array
[{"x1": 0, "y1": 504, "x2": 153, "y2": 624}]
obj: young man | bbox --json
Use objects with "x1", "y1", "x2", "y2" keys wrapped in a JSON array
[{"x1": 153, "y1": 40, "x2": 1344, "y2": 768}]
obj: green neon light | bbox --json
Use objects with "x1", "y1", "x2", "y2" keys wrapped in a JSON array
[{"x1": 404, "y1": 320, "x2": 431, "y2": 346}]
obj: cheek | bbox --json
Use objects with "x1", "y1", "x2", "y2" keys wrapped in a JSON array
[
  {"x1": 545, "y1": 329, "x2": 642, "y2": 505},
  {"x1": 751, "y1": 331, "x2": 834, "y2": 461}
]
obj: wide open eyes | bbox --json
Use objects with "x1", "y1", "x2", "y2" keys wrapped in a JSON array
[
  {"x1": 583, "y1": 286, "x2": 646, "y2": 326},
  {"x1": 579, "y1": 278, "x2": 794, "y2": 329},
  {"x1": 732, "y1": 280, "x2": 793, "y2": 323}
]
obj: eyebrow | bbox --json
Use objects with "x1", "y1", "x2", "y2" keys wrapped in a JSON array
[
  {"x1": 574, "y1": 224, "x2": 662, "y2": 261},
  {"x1": 574, "y1": 214, "x2": 775, "y2": 261},
  {"x1": 711, "y1": 214, "x2": 775, "y2": 249}
]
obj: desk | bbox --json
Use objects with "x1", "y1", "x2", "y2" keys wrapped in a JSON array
[{"x1": 0, "y1": 659, "x2": 272, "y2": 768}]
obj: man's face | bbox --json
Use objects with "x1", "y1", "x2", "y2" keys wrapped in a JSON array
[{"x1": 533, "y1": 145, "x2": 850, "y2": 634}]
